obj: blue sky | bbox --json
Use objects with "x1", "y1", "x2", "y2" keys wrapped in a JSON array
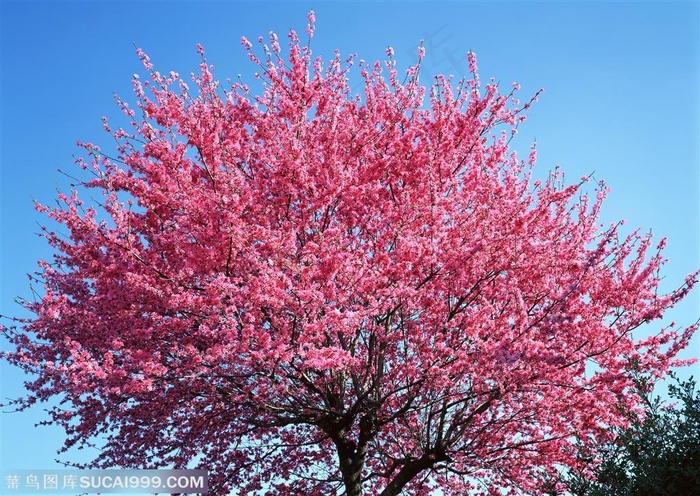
[{"x1": 2, "y1": 0, "x2": 698, "y2": 486}]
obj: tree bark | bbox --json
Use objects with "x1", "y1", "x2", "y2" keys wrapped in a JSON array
[
  {"x1": 379, "y1": 454, "x2": 442, "y2": 496},
  {"x1": 329, "y1": 411, "x2": 377, "y2": 496},
  {"x1": 334, "y1": 436, "x2": 366, "y2": 496}
]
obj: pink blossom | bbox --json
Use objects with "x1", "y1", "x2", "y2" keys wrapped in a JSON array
[
  {"x1": 467, "y1": 50, "x2": 478, "y2": 74},
  {"x1": 3, "y1": 15, "x2": 697, "y2": 496}
]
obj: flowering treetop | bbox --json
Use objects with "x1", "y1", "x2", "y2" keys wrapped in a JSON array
[{"x1": 3, "y1": 12, "x2": 698, "y2": 496}]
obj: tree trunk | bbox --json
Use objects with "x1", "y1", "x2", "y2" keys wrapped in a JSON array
[
  {"x1": 332, "y1": 413, "x2": 376, "y2": 496},
  {"x1": 335, "y1": 437, "x2": 367, "y2": 496}
]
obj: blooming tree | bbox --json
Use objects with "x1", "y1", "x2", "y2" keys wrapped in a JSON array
[{"x1": 3, "y1": 14, "x2": 698, "y2": 496}]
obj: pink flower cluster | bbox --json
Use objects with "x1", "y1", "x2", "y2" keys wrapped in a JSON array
[{"x1": 3, "y1": 13, "x2": 697, "y2": 496}]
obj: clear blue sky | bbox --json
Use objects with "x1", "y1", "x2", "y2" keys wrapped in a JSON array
[{"x1": 2, "y1": 0, "x2": 698, "y2": 485}]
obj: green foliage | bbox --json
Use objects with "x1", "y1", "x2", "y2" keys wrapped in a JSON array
[{"x1": 564, "y1": 373, "x2": 700, "y2": 496}]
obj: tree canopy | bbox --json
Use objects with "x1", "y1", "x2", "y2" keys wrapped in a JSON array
[
  {"x1": 562, "y1": 374, "x2": 700, "y2": 496},
  {"x1": 3, "y1": 14, "x2": 698, "y2": 496}
]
